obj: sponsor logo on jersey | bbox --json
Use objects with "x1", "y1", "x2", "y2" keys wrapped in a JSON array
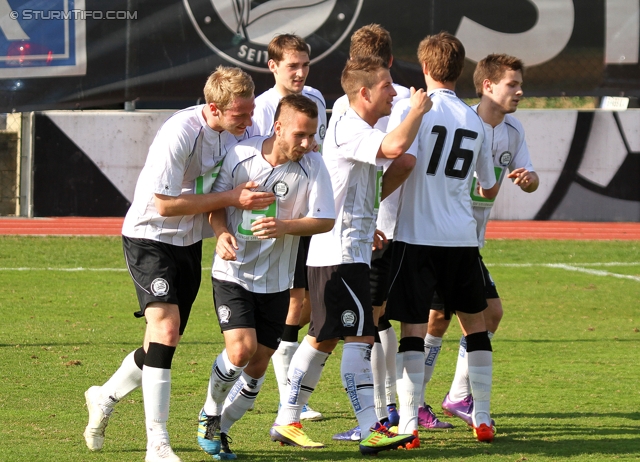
[
  {"x1": 425, "y1": 345, "x2": 441, "y2": 367},
  {"x1": 341, "y1": 310, "x2": 356, "y2": 327},
  {"x1": 343, "y1": 372, "x2": 361, "y2": 411},
  {"x1": 499, "y1": 151, "x2": 512, "y2": 166},
  {"x1": 273, "y1": 181, "x2": 289, "y2": 197},
  {"x1": 150, "y1": 278, "x2": 169, "y2": 296},
  {"x1": 287, "y1": 367, "x2": 305, "y2": 405},
  {"x1": 183, "y1": 0, "x2": 363, "y2": 72},
  {"x1": 217, "y1": 304, "x2": 231, "y2": 324}
]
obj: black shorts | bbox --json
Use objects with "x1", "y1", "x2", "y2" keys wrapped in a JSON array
[
  {"x1": 307, "y1": 264, "x2": 377, "y2": 342},
  {"x1": 292, "y1": 236, "x2": 311, "y2": 290},
  {"x1": 431, "y1": 255, "x2": 499, "y2": 310},
  {"x1": 370, "y1": 240, "x2": 394, "y2": 306},
  {"x1": 212, "y1": 278, "x2": 289, "y2": 350},
  {"x1": 386, "y1": 242, "x2": 487, "y2": 323},
  {"x1": 122, "y1": 236, "x2": 202, "y2": 335}
]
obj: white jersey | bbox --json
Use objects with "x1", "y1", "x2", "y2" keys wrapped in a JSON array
[
  {"x1": 332, "y1": 84, "x2": 410, "y2": 238},
  {"x1": 122, "y1": 105, "x2": 238, "y2": 246},
  {"x1": 388, "y1": 89, "x2": 496, "y2": 247},
  {"x1": 250, "y1": 86, "x2": 327, "y2": 151},
  {"x1": 211, "y1": 136, "x2": 334, "y2": 293},
  {"x1": 307, "y1": 108, "x2": 386, "y2": 267},
  {"x1": 471, "y1": 105, "x2": 535, "y2": 247}
]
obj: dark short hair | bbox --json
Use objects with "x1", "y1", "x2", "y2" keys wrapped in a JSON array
[
  {"x1": 274, "y1": 93, "x2": 318, "y2": 122},
  {"x1": 268, "y1": 34, "x2": 310, "y2": 62},
  {"x1": 473, "y1": 54, "x2": 524, "y2": 97}
]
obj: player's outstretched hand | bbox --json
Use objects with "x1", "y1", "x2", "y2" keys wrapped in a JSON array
[
  {"x1": 508, "y1": 168, "x2": 539, "y2": 192},
  {"x1": 233, "y1": 181, "x2": 276, "y2": 210},
  {"x1": 409, "y1": 87, "x2": 432, "y2": 115},
  {"x1": 216, "y1": 232, "x2": 238, "y2": 261},
  {"x1": 251, "y1": 216, "x2": 285, "y2": 240}
]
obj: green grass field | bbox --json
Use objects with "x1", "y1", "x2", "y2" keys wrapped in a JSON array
[{"x1": 0, "y1": 236, "x2": 639, "y2": 462}]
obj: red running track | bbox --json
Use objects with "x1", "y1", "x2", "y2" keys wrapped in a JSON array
[{"x1": 0, "y1": 217, "x2": 640, "y2": 239}]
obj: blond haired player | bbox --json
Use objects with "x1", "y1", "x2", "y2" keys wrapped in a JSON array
[{"x1": 82, "y1": 67, "x2": 275, "y2": 462}]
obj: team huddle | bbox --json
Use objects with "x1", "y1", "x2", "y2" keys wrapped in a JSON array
[{"x1": 83, "y1": 26, "x2": 539, "y2": 462}]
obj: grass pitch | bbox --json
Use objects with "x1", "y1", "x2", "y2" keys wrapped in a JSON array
[{"x1": 0, "y1": 236, "x2": 639, "y2": 461}]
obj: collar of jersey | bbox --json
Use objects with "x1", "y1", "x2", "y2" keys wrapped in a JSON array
[{"x1": 428, "y1": 88, "x2": 456, "y2": 98}]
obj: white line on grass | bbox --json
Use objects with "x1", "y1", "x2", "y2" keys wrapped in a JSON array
[
  {"x1": 1, "y1": 263, "x2": 639, "y2": 282},
  {"x1": 489, "y1": 262, "x2": 640, "y2": 282}
]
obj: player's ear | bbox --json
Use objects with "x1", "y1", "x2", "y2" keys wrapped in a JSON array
[
  {"x1": 268, "y1": 59, "x2": 278, "y2": 73},
  {"x1": 483, "y1": 79, "x2": 493, "y2": 94},
  {"x1": 274, "y1": 119, "x2": 282, "y2": 135},
  {"x1": 359, "y1": 86, "x2": 370, "y2": 102},
  {"x1": 209, "y1": 102, "x2": 220, "y2": 117},
  {"x1": 422, "y1": 62, "x2": 429, "y2": 76}
]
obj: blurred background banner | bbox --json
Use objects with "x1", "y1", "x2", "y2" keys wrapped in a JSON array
[{"x1": 0, "y1": 0, "x2": 639, "y2": 112}]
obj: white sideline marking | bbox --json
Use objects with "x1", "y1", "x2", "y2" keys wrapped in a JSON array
[
  {"x1": 489, "y1": 262, "x2": 640, "y2": 282},
  {"x1": 1, "y1": 263, "x2": 639, "y2": 282}
]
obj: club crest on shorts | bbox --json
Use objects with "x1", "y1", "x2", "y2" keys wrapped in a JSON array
[
  {"x1": 342, "y1": 310, "x2": 357, "y2": 327},
  {"x1": 499, "y1": 151, "x2": 513, "y2": 166},
  {"x1": 217, "y1": 305, "x2": 231, "y2": 324},
  {"x1": 150, "y1": 278, "x2": 169, "y2": 296},
  {"x1": 183, "y1": 0, "x2": 363, "y2": 72},
  {"x1": 273, "y1": 181, "x2": 289, "y2": 197}
]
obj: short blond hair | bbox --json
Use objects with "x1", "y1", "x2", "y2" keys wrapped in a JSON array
[
  {"x1": 203, "y1": 66, "x2": 254, "y2": 110},
  {"x1": 341, "y1": 56, "x2": 388, "y2": 103},
  {"x1": 417, "y1": 32, "x2": 465, "y2": 84}
]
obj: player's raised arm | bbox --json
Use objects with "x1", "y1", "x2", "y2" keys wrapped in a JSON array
[{"x1": 378, "y1": 87, "x2": 431, "y2": 159}]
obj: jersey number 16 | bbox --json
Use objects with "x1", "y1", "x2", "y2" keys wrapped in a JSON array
[{"x1": 426, "y1": 125, "x2": 477, "y2": 180}]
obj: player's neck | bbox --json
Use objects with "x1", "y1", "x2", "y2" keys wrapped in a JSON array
[
  {"x1": 477, "y1": 100, "x2": 505, "y2": 128},
  {"x1": 261, "y1": 135, "x2": 288, "y2": 166},
  {"x1": 274, "y1": 83, "x2": 300, "y2": 97},
  {"x1": 202, "y1": 105, "x2": 225, "y2": 132},
  {"x1": 350, "y1": 101, "x2": 380, "y2": 127},
  {"x1": 426, "y1": 78, "x2": 455, "y2": 94}
]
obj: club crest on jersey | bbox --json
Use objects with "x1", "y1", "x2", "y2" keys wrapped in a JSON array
[
  {"x1": 499, "y1": 151, "x2": 512, "y2": 166},
  {"x1": 217, "y1": 305, "x2": 231, "y2": 324},
  {"x1": 183, "y1": 0, "x2": 363, "y2": 72},
  {"x1": 319, "y1": 124, "x2": 326, "y2": 140},
  {"x1": 342, "y1": 310, "x2": 356, "y2": 327},
  {"x1": 273, "y1": 181, "x2": 289, "y2": 197},
  {"x1": 150, "y1": 278, "x2": 169, "y2": 296}
]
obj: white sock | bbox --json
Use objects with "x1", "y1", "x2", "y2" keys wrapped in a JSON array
[
  {"x1": 449, "y1": 335, "x2": 470, "y2": 401},
  {"x1": 371, "y1": 341, "x2": 387, "y2": 421},
  {"x1": 421, "y1": 334, "x2": 442, "y2": 405},
  {"x1": 396, "y1": 350, "x2": 424, "y2": 433},
  {"x1": 203, "y1": 349, "x2": 245, "y2": 416},
  {"x1": 468, "y1": 350, "x2": 492, "y2": 427},
  {"x1": 342, "y1": 343, "x2": 378, "y2": 439},
  {"x1": 220, "y1": 372, "x2": 265, "y2": 434},
  {"x1": 142, "y1": 366, "x2": 171, "y2": 444},
  {"x1": 271, "y1": 341, "x2": 298, "y2": 406},
  {"x1": 101, "y1": 349, "x2": 142, "y2": 406},
  {"x1": 379, "y1": 326, "x2": 398, "y2": 407},
  {"x1": 275, "y1": 337, "x2": 329, "y2": 426}
]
